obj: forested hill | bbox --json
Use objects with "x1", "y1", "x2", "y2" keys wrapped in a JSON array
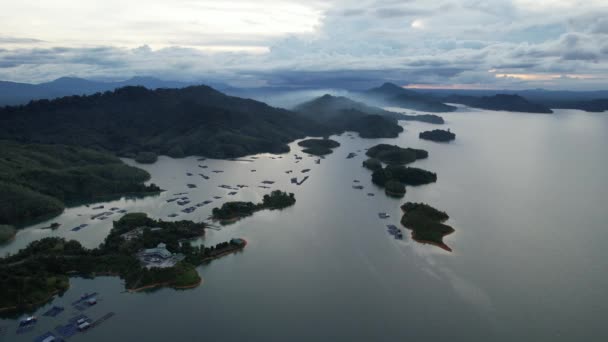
[
  {"x1": 0, "y1": 141, "x2": 160, "y2": 226},
  {"x1": 0, "y1": 85, "x2": 328, "y2": 159}
]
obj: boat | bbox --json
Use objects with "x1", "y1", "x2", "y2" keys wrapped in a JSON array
[
  {"x1": 19, "y1": 316, "x2": 37, "y2": 326},
  {"x1": 378, "y1": 213, "x2": 390, "y2": 219}
]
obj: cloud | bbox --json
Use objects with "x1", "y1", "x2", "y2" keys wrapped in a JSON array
[{"x1": 0, "y1": 0, "x2": 607, "y2": 89}]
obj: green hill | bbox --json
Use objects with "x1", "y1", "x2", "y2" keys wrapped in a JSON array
[
  {"x1": 0, "y1": 85, "x2": 328, "y2": 159},
  {"x1": 0, "y1": 141, "x2": 160, "y2": 225}
]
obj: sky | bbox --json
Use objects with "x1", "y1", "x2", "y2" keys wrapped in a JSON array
[{"x1": 0, "y1": 0, "x2": 607, "y2": 90}]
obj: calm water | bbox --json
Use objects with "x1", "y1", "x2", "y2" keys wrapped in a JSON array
[{"x1": 2, "y1": 108, "x2": 608, "y2": 341}]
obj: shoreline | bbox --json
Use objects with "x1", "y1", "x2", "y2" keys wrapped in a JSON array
[{"x1": 127, "y1": 277, "x2": 203, "y2": 293}]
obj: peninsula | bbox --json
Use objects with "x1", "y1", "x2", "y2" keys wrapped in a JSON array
[{"x1": 0, "y1": 213, "x2": 246, "y2": 313}]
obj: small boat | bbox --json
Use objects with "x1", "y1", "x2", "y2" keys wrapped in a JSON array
[
  {"x1": 186, "y1": 173, "x2": 193, "y2": 176},
  {"x1": 378, "y1": 213, "x2": 390, "y2": 219},
  {"x1": 19, "y1": 316, "x2": 37, "y2": 326}
]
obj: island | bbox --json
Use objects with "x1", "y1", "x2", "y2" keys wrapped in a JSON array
[
  {"x1": 297, "y1": 138, "x2": 340, "y2": 156},
  {"x1": 372, "y1": 165, "x2": 437, "y2": 187},
  {"x1": 0, "y1": 141, "x2": 162, "y2": 226},
  {"x1": 0, "y1": 213, "x2": 247, "y2": 313},
  {"x1": 400, "y1": 202, "x2": 455, "y2": 252},
  {"x1": 365, "y1": 144, "x2": 428, "y2": 165},
  {"x1": 419, "y1": 129, "x2": 456, "y2": 142},
  {"x1": 212, "y1": 190, "x2": 296, "y2": 224},
  {"x1": 384, "y1": 180, "x2": 406, "y2": 197},
  {"x1": 362, "y1": 158, "x2": 383, "y2": 171},
  {"x1": 135, "y1": 151, "x2": 158, "y2": 164}
]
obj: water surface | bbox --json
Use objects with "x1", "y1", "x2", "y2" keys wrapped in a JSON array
[{"x1": 2, "y1": 108, "x2": 607, "y2": 341}]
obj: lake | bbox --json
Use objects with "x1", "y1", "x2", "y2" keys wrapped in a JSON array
[{"x1": 2, "y1": 108, "x2": 607, "y2": 341}]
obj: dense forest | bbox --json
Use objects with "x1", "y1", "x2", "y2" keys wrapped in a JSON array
[
  {"x1": 0, "y1": 85, "x2": 328, "y2": 159},
  {"x1": 0, "y1": 141, "x2": 160, "y2": 226},
  {"x1": 0, "y1": 213, "x2": 244, "y2": 312},
  {"x1": 400, "y1": 202, "x2": 454, "y2": 252}
]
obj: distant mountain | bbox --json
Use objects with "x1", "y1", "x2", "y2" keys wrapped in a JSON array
[
  {"x1": 362, "y1": 83, "x2": 457, "y2": 113},
  {"x1": 444, "y1": 94, "x2": 553, "y2": 113},
  {"x1": 552, "y1": 99, "x2": 608, "y2": 112},
  {"x1": 0, "y1": 76, "x2": 211, "y2": 106},
  {"x1": 413, "y1": 88, "x2": 608, "y2": 113},
  {"x1": 295, "y1": 94, "x2": 444, "y2": 125},
  {"x1": 0, "y1": 85, "x2": 328, "y2": 158},
  {"x1": 294, "y1": 95, "x2": 403, "y2": 138}
]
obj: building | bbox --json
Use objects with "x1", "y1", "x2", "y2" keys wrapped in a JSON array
[
  {"x1": 137, "y1": 242, "x2": 184, "y2": 269},
  {"x1": 142, "y1": 242, "x2": 172, "y2": 259}
]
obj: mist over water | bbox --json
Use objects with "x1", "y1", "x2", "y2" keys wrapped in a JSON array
[{"x1": 2, "y1": 108, "x2": 608, "y2": 341}]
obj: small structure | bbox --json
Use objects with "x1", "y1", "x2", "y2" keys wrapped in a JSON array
[
  {"x1": 143, "y1": 243, "x2": 172, "y2": 259},
  {"x1": 138, "y1": 242, "x2": 184, "y2": 269},
  {"x1": 120, "y1": 226, "x2": 162, "y2": 241}
]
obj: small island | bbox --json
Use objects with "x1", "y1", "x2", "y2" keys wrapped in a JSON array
[
  {"x1": 384, "y1": 180, "x2": 406, "y2": 197},
  {"x1": 365, "y1": 144, "x2": 428, "y2": 165},
  {"x1": 0, "y1": 213, "x2": 246, "y2": 313},
  {"x1": 212, "y1": 190, "x2": 296, "y2": 223},
  {"x1": 400, "y1": 202, "x2": 455, "y2": 252},
  {"x1": 297, "y1": 138, "x2": 340, "y2": 156},
  {"x1": 372, "y1": 165, "x2": 437, "y2": 187},
  {"x1": 400, "y1": 113, "x2": 445, "y2": 124},
  {"x1": 419, "y1": 129, "x2": 456, "y2": 142},
  {"x1": 135, "y1": 151, "x2": 158, "y2": 164}
]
